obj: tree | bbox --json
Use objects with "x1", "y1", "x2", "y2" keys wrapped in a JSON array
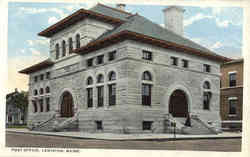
[{"x1": 11, "y1": 91, "x2": 28, "y2": 124}]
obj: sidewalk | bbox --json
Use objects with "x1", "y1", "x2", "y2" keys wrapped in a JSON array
[{"x1": 6, "y1": 128, "x2": 242, "y2": 141}]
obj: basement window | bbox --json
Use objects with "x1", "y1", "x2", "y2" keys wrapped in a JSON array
[
  {"x1": 142, "y1": 121, "x2": 153, "y2": 130},
  {"x1": 96, "y1": 121, "x2": 103, "y2": 130}
]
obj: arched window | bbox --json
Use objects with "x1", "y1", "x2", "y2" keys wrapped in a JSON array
[
  {"x1": 55, "y1": 43, "x2": 60, "y2": 59},
  {"x1": 45, "y1": 86, "x2": 50, "y2": 93},
  {"x1": 87, "y1": 77, "x2": 93, "y2": 85},
  {"x1": 142, "y1": 71, "x2": 152, "y2": 106},
  {"x1": 68, "y1": 37, "x2": 73, "y2": 54},
  {"x1": 97, "y1": 74, "x2": 104, "y2": 83},
  {"x1": 203, "y1": 81, "x2": 211, "y2": 110},
  {"x1": 142, "y1": 71, "x2": 152, "y2": 81},
  {"x1": 34, "y1": 89, "x2": 38, "y2": 96},
  {"x1": 39, "y1": 88, "x2": 44, "y2": 95},
  {"x1": 62, "y1": 40, "x2": 66, "y2": 57},
  {"x1": 76, "y1": 34, "x2": 80, "y2": 49},
  {"x1": 108, "y1": 71, "x2": 116, "y2": 81},
  {"x1": 203, "y1": 81, "x2": 210, "y2": 89},
  {"x1": 33, "y1": 101, "x2": 37, "y2": 113}
]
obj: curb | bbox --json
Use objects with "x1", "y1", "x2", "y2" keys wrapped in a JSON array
[{"x1": 6, "y1": 130, "x2": 242, "y2": 141}]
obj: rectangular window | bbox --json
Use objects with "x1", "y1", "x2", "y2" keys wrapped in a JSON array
[
  {"x1": 96, "y1": 121, "x2": 103, "y2": 130},
  {"x1": 229, "y1": 73, "x2": 236, "y2": 87},
  {"x1": 87, "y1": 88, "x2": 93, "y2": 108},
  {"x1": 182, "y1": 59, "x2": 189, "y2": 68},
  {"x1": 46, "y1": 97, "x2": 50, "y2": 112},
  {"x1": 143, "y1": 121, "x2": 153, "y2": 130},
  {"x1": 46, "y1": 72, "x2": 50, "y2": 79},
  {"x1": 33, "y1": 101, "x2": 37, "y2": 113},
  {"x1": 171, "y1": 57, "x2": 178, "y2": 66},
  {"x1": 39, "y1": 99, "x2": 43, "y2": 112},
  {"x1": 108, "y1": 51, "x2": 116, "y2": 61},
  {"x1": 229, "y1": 99, "x2": 237, "y2": 115},
  {"x1": 97, "y1": 86, "x2": 104, "y2": 107},
  {"x1": 109, "y1": 84, "x2": 116, "y2": 106},
  {"x1": 40, "y1": 74, "x2": 44, "y2": 81},
  {"x1": 87, "y1": 58, "x2": 93, "y2": 67},
  {"x1": 203, "y1": 92, "x2": 210, "y2": 110},
  {"x1": 34, "y1": 76, "x2": 38, "y2": 83},
  {"x1": 203, "y1": 64, "x2": 211, "y2": 73},
  {"x1": 142, "y1": 50, "x2": 152, "y2": 61},
  {"x1": 142, "y1": 84, "x2": 151, "y2": 106},
  {"x1": 96, "y1": 55, "x2": 104, "y2": 65}
]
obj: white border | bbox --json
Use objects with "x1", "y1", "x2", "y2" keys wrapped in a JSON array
[{"x1": 1, "y1": 0, "x2": 250, "y2": 157}]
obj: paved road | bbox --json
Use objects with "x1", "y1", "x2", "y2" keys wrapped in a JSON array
[{"x1": 6, "y1": 132, "x2": 241, "y2": 152}]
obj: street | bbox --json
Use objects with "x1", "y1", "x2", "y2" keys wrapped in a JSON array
[{"x1": 6, "y1": 132, "x2": 241, "y2": 152}]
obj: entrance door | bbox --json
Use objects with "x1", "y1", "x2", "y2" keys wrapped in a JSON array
[
  {"x1": 61, "y1": 92, "x2": 74, "y2": 117},
  {"x1": 169, "y1": 90, "x2": 188, "y2": 117}
]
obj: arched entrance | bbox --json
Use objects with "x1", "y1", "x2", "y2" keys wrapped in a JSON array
[
  {"x1": 169, "y1": 90, "x2": 188, "y2": 117},
  {"x1": 60, "y1": 91, "x2": 74, "y2": 117}
]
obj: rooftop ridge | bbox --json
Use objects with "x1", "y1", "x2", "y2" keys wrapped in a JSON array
[{"x1": 96, "y1": 3, "x2": 133, "y2": 15}]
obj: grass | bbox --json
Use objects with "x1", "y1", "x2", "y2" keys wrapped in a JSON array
[{"x1": 6, "y1": 125, "x2": 27, "y2": 129}]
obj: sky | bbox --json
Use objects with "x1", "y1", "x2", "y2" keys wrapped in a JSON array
[{"x1": 7, "y1": 1, "x2": 243, "y2": 93}]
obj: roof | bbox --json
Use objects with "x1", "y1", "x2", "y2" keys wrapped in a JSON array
[
  {"x1": 90, "y1": 3, "x2": 132, "y2": 21},
  {"x1": 19, "y1": 59, "x2": 54, "y2": 74},
  {"x1": 222, "y1": 58, "x2": 243, "y2": 65},
  {"x1": 74, "y1": 14, "x2": 231, "y2": 62},
  {"x1": 23, "y1": 4, "x2": 232, "y2": 76},
  {"x1": 38, "y1": 4, "x2": 132, "y2": 37},
  {"x1": 6, "y1": 91, "x2": 19, "y2": 99}
]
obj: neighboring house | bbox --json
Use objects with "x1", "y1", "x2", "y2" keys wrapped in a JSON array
[
  {"x1": 220, "y1": 58, "x2": 243, "y2": 131},
  {"x1": 19, "y1": 4, "x2": 231, "y2": 134},
  {"x1": 6, "y1": 89, "x2": 25, "y2": 125}
]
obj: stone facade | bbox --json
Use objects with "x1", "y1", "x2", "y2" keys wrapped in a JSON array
[
  {"x1": 23, "y1": 4, "x2": 225, "y2": 134},
  {"x1": 220, "y1": 59, "x2": 243, "y2": 130}
]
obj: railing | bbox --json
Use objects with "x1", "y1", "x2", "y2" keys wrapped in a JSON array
[
  {"x1": 164, "y1": 114, "x2": 185, "y2": 133},
  {"x1": 192, "y1": 115, "x2": 218, "y2": 134},
  {"x1": 53, "y1": 112, "x2": 79, "y2": 131},
  {"x1": 31, "y1": 113, "x2": 57, "y2": 130}
]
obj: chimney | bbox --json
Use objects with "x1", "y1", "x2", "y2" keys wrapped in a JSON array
[
  {"x1": 162, "y1": 6, "x2": 185, "y2": 36},
  {"x1": 116, "y1": 4, "x2": 126, "y2": 11}
]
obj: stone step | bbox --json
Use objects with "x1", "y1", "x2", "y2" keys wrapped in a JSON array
[
  {"x1": 181, "y1": 118, "x2": 215, "y2": 135},
  {"x1": 33, "y1": 117, "x2": 79, "y2": 132}
]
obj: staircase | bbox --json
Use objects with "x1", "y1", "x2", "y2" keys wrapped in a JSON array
[
  {"x1": 31, "y1": 113, "x2": 79, "y2": 132},
  {"x1": 165, "y1": 114, "x2": 218, "y2": 135},
  {"x1": 181, "y1": 115, "x2": 218, "y2": 135}
]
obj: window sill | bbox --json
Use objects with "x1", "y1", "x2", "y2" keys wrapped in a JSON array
[
  {"x1": 142, "y1": 105, "x2": 152, "y2": 107},
  {"x1": 228, "y1": 114, "x2": 237, "y2": 117}
]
